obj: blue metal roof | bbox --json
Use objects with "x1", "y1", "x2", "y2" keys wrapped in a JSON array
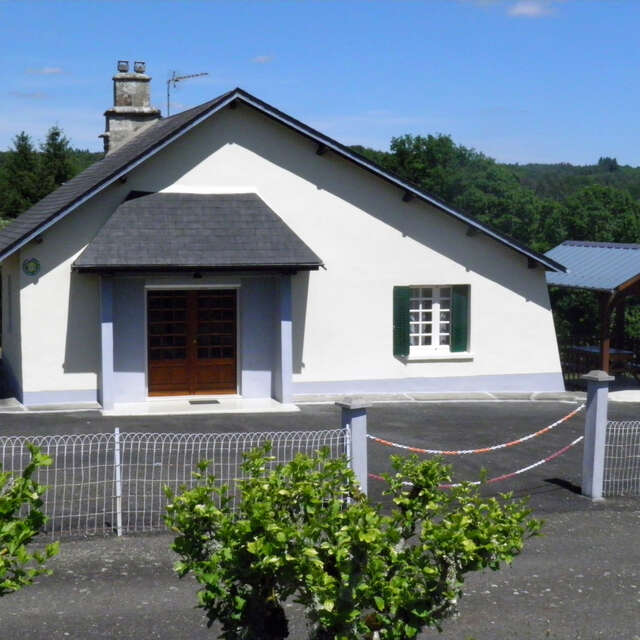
[{"x1": 545, "y1": 241, "x2": 640, "y2": 292}]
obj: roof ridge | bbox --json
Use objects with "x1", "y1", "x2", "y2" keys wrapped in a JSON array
[{"x1": 562, "y1": 240, "x2": 640, "y2": 250}]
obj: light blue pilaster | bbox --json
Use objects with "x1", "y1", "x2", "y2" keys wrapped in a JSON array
[
  {"x1": 99, "y1": 276, "x2": 115, "y2": 410},
  {"x1": 274, "y1": 275, "x2": 293, "y2": 403}
]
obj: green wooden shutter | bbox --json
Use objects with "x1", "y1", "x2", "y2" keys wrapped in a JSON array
[
  {"x1": 451, "y1": 285, "x2": 470, "y2": 352},
  {"x1": 393, "y1": 286, "x2": 410, "y2": 357}
]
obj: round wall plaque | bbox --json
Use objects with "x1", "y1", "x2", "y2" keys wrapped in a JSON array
[{"x1": 22, "y1": 258, "x2": 41, "y2": 277}]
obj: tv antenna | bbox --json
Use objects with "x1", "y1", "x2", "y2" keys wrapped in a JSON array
[{"x1": 166, "y1": 71, "x2": 209, "y2": 116}]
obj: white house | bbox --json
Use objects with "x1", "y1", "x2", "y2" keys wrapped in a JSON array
[{"x1": 0, "y1": 62, "x2": 566, "y2": 410}]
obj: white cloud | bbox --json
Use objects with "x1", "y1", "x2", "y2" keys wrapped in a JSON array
[
  {"x1": 26, "y1": 66, "x2": 64, "y2": 75},
  {"x1": 251, "y1": 55, "x2": 274, "y2": 64},
  {"x1": 9, "y1": 91, "x2": 48, "y2": 100},
  {"x1": 460, "y1": 0, "x2": 561, "y2": 17},
  {"x1": 507, "y1": 1, "x2": 554, "y2": 17}
]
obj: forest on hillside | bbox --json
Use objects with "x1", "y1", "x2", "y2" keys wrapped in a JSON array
[{"x1": 2, "y1": 126, "x2": 639, "y2": 345}]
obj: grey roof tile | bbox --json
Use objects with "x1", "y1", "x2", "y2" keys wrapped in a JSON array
[
  {"x1": 0, "y1": 90, "x2": 236, "y2": 257},
  {"x1": 73, "y1": 192, "x2": 323, "y2": 271}
]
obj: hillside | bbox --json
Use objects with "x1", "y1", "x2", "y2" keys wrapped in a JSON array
[{"x1": 507, "y1": 158, "x2": 640, "y2": 201}]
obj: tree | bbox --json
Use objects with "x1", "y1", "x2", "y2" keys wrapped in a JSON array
[
  {"x1": 598, "y1": 156, "x2": 619, "y2": 172},
  {"x1": 1, "y1": 444, "x2": 59, "y2": 596},
  {"x1": 166, "y1": 447, "x2": 540, "y2": 639},
  {"x1": 0, "y1": 132, "x2": 40, "y2": 219},
  {"x1": 560, "y1": 184, "x2": 640, "y2": 244},
  {"x1": 0, "y1": 127, "x2": 100, "y2": 224},
  {"x1": 37, "y1": 126, "x2": 75, "y2": 198}
]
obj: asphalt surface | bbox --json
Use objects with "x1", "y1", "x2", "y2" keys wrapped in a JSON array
[{"x1": 0, "y1": 401, "x2": 638, "y2": 639}]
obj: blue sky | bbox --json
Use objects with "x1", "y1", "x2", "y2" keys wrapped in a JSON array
[{"x1": 0, "y1": 0, "x2": 638, "y2": 165}]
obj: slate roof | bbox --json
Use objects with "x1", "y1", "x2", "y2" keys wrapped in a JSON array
[
  {"x1": 0, "y1": 90, "x2": 236, "y2": 259},
  {"x1": 0, "y1": 87, "x2": 565, "y2": 272},
  {"x1": 545, "y1": 240, "x2": 640, "y2": 292},
  {"x1": 73, "y1": 192, "x2": 323, "y2": 271}
]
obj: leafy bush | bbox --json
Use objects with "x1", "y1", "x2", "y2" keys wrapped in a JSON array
[
  {"x1": 0, "y1": 444, "x2": 59, "y2": 596},
  {"x1": 165, "y1": 447, "x2": 540, "y2": 639}
]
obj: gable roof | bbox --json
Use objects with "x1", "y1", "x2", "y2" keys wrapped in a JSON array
[
  {"x1": 73, "y1": 192, "x2": 322, "y2": 272},
  {"x1": 545, "y1": 240, "x2": 640, "y2": 292},
  {"x1": 0, "y1": 87, "x2": 565, "y2": 272}
]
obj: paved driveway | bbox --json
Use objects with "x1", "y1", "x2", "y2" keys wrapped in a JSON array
[{"x1": 0, "y1": 401, "x2": 638, "y2": 639}]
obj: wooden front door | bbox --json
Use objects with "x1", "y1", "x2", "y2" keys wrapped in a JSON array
[{"x1": 147, "y1": 289, "x2": 237, "y2": 396}]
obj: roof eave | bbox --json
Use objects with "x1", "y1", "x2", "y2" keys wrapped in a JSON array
[
  {"x1": 232, "y1": 90, "x2": 566, "y2": 273},
  {"x1": 72, "y1": 263, "x2": 323, "y2": 274},
  {"x1": 0, "y1": 91, "x2": 239, "y2": 263},
  {"x1": 1, "y1": 87, "x2": 562, "y2": 272}
]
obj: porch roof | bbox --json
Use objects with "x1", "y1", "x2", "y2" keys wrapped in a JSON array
[
  {"x1": 545, "y1": 241, "x2": 640, "y2": 293},
  {"x1": 73, "y1": 192, "x2": 323, "y2": 272}
]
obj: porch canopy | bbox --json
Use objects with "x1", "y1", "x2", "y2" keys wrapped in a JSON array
[
  {"x1": 545, "y1": 240, "x2": 640, "y2": 372},
  {"x1": 74, "y1": 192, "x2": 323, "y2": 410},
  {"x1": 73, "y1": 192, "x2": 323, "y2": 273}
]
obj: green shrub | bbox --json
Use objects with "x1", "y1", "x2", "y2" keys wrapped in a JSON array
[
  {"x1": 0, "y1": 444, "x2": 59, "y2": 596},
  {"x1": 165, "y1": 447, "x2": 540, "y2": 639}
]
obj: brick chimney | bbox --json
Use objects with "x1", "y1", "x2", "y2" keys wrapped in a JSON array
[{"x1": 100, "y1": 60, "x2": 161, "y2": 154}]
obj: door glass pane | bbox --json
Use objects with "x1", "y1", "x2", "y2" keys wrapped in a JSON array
[
  {"x1": 148, "y1": 292, "x2": 188, "y2": 361},
  {"x1": 196, "y1": 290, "x2": 235, "y2": 360}
]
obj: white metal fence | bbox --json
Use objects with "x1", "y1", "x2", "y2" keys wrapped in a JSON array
[
  {"x1": 0, "y1": 428, "x2": 349, "y2": 538},
  {"x1": 604, "y1": 421, "x2": 640, "y2": 497}
]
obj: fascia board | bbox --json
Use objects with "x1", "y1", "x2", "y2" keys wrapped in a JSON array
[{"x1": 0, "y1": 94, "x2": 238, "y2": 263}]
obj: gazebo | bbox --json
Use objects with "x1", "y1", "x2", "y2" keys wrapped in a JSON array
[{"x1": 545, "y1": 240, "x2": 640, "y2": 374}]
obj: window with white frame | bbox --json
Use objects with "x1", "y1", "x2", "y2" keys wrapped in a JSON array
[
  {"x1": 409, "y1": 286, "x2": 452, "y2": 352},
  {"x1": 393, "y1": 284, "x2": 469, "y2": 358}
]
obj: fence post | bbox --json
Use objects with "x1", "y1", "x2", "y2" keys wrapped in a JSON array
[
  {"x1": 114, "y1": 427, "x2": 123, "y2": 536},
  {"x1": 336, "y1": 399, "x2": 370, "y2": 495},
  {"x1": 581, "y1": 370, "x2": 613, "y2": 500}
]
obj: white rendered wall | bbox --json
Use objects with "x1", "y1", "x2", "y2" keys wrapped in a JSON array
[
  {"x1": 9, "y1": 102, "x2": 562, "y2": 401},
  {"x1": 128, "y1": 106, "x2": 562, "y2": 389},
  {"x1": 17, "y1": 183, "x2": 130, "y2": 402}
]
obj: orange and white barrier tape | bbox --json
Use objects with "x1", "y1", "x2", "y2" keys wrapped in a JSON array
[
  {"x1": 369, "y1": 434, "x2": 584, "y2": 488},
  {"x1": 366, "y1": 404, "x2": 585, "y2": 456}
]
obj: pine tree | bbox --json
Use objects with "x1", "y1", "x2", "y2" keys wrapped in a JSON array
[
  {"x1": 37, "y1": 126, "x2": 74, "y2": 198},
  {"x1": 0, "y1": 132, "x2": 40, "y2": 218}
]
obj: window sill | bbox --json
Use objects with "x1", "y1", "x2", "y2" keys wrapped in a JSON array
[{"x1": 403, "y1": 352, "x2": 474, "y2": 363}]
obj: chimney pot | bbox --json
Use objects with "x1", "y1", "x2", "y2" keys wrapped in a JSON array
[
  {"x1": 134, "y1": 61, "x2": 146, "y2": 74},
  {"x1": 117, "y1": 60, "x2": 129, "y2": 73}
]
